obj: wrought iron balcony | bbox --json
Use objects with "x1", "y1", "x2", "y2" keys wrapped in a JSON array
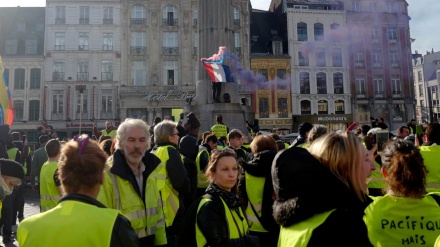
[
  {"x1": 193, "y1": 47, "x2": 197, "y2": 55},
  {"x1": 130, "y1": 46, "x2": 147, "y2": 55},
  {"x1": 52, "y1": 72, "x2": 65, "y2": 81},
  {"x1": 233, "y1": 19, "x2": 240, "y2": 26},
  {"x1": 235, "y1": 47, "x2": 241, "y2": 55},
  {"x1": 103, "y1": 19, "x2": 113, "y2": 24},
  {"x1": 101, "y1": 72, "x2": 113, "y2": 81},
  {"x1": 79, "y1": 18, "x2": 89, "y2": 24},
  {"x1": 355, "y1": 61, "x2": 364, "y2": 67},
  {"x1": 334, "y1": 87, "x2": 344, "y2": 94},
  {"x1": 163, "y1": 18, "x2": 179, "y2": 26},
  {"x1": 102, "y1": 45, "x2": 113, "y2": 51},
  {"x1": 374, "y1": 90, "x2": 384, "y2": 98},
  {"x1": 55, "y1": 18, "x2": 66, "y2": 24},
  {"x1": 162, "y1": 47, "x2": 179, "y2": 55},
  {"x1": 77, "y1": 72, "x2": 89, "y2": 81},
  {"x1": 193, "y1": 19, "x2": 198, "y2": 26},
  {"x1": 373, "y1": 62, "x2": 382, "y2": 68},
  {"x1": 54, "y1": 45, "x2": 65, "y2": 50},
  {"x1": 392, "y1": 90, "x2": 402, "y2": 98},
  {"x1": 356, "y1": 90, "x2": 366, "y2": 98},
  {"x1": 131, "y1": 18, "x2": 146, "y2": 26},
  {"x1": 78, "y1": 45, "x2": 89, "y2": 51}
]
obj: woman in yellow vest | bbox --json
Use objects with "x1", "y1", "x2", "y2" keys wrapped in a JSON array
[
  {"x1": 364, "y1": 139, "x2": 440, "y2": 246},
  {"x1": 17, "y1": 135, "x2": 139, "y2": 247},
  {"x1": 180, "y1": 150, "x2": 259, "y2": 246},
  {"x1": 239, "y1": 135, "x2": 279, "y2": 246},
  {"x1": 273, "y1": 132, "x2": 375, "y2": 246}
]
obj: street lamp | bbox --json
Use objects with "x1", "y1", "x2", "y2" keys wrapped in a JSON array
[{"x1": 75, "y1": 85, "x2": 86, "y2": 135}]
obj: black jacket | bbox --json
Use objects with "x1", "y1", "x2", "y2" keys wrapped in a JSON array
[
  {"x1": 272, "y1": 148, "x2": 372, "y2": 247},
  {"x1": 60, "y1": 193, "x2": 139, "y2": 247},
  {"x1": 179, "y1": 135, "x2": 199, "y2": 209}
]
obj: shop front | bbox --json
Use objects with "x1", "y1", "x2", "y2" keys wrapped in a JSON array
[{"x1": 292, "y1": 114, "x2": 353, "y2": 133}]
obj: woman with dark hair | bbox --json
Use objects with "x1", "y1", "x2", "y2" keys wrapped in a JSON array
[
  {"x1": 364, "y1": 139, "x2": 440, "y2": 246},
  {"x1": 184, "y1": 112, "x2": 201, "y2": 139}
]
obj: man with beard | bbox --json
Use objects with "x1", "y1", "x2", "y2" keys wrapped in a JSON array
[{"x1": 98, "y1": 118, "x2": 167, "y2": 246}]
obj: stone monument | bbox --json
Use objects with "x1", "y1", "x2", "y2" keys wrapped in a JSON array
[{"x1": 185, "y1": 0, "x2": 254, "y2": 137}]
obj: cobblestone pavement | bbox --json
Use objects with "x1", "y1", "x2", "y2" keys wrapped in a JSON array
[{"x1": 1, "y1": 188, "x2": 40, "y2": 247}]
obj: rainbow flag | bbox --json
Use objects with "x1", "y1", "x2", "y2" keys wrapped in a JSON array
[{"x1": 0, "y1": 55, "x2": 14, "y2": 125}]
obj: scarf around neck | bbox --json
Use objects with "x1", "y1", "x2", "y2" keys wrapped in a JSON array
[{"x1": 206, "y1": 183, "x2": 241, "y2": 209}]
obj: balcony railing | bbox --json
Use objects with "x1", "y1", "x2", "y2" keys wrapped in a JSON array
[
  {"x1": 373, "y1": 62, "x2": 381, "y2": 68},
  {"x1": 54, "y1": 45, "x2": 65, "y2": 50},
  {"x1": 356, "y1": 90, "x2": 366, "y2": 98},
  {"x1": 317, "y1": 87, "x2": 327, "y2": 94},
  {"x1": 130, "y1": 46, "x2": 147, "y2": 55},
  {"x1": 131, "y1": 18, "x2": 146, "y2": 26},
  {"x1": 52, "y1": 72, "x2": 65, "y2": 81},
  {"x1": 334, "y1": 87, "x2": 344, "y2": 94},
  {"x1": 103, "y1": 19, "x2": 113, "y2": 24},
  {"x1": 55, "y1": 18, "x2": 66, "y2": 24},
  {"x1": 79, "y1": 18, "x2": 89, "y2": 24},
  {"x1": 102, "y1": 45, "x2": 113, "y2": 51},
  {"x1": 101, "y1": 72, "x2": 113, "y2": 81},
  {"x1": 235, "y1": 47, "x2": 241, "y2": 55},
  {"x1": 233, "y1": 19, "x2": 240, "y2": 26},
  {"x1": 374, "y1": 90, "x2": 384, "y2": 98},
  {"x1": 163, "y1": 18, "x2": 178, "y2": 26},
  {"x1": 77, "y1": 72, "x2": 89, "y2": 81},
  {"x1": 355, "y1": 61, "x2": 364, "y2": 67},
  {"x1": 277, "y1": 84, "x2": 287, "y2": 90},
  {"x1": 300, "y1": 89, "x2": 310, "y2": 94},
  {"x1": 391, "y1": 62, "x2": 400, "y2": 68},
  {"x1": 193, "y1": 47, "x2": 197, "y2": 55},
  {"x1": 392, "y1": 90, "x2": 402, "y2": 98},
  {"x1": 193, "y1": 19, "x2": 198, "y2": 26},
  {"x1": 100, "y1": 112, "x2": 113, "y2": 119},
  {"x1": 78, "y1": 45, "x2": 89, "y2": 51},
  {"x1": 162, "y1": 47, "x2": 179, "y2": 55}
]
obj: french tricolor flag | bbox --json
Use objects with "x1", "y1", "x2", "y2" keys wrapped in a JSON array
[{"x1": 202, "y1": 62, "x2": 234, "y2": 83}]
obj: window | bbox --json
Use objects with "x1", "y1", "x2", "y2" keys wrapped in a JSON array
[
  {"x1": 234, "y1": 32, "x2": 241, "y2": 55},
  {"x1": 5, "y1": 40, "x2": 17, "y2": 55},
  {"x1": 14, "y1": 68, "x2": 25, "y2": 90},
  {"x1": 55, "y1": 6, "x2": 66, "y2": 24},
  {"x1": 132, "y1": 61, "x2": 146, "y2": 86},
  {"x1": 193, "y1": 8, "x2": 198, "y2": 26},
  {"x1": 297, "y1": 22, "x2": 307, "y2": 41},
  {"x1": 318, "y1": 100, "x2": 328, "y2": 114},
  {"x1": 78, "y1": 32, "x2": 89, "y2": 50},
  {"x1": 277, "y1": 69, "x2": 287, "y2": 89},
  {"x1": 374, "y1": 78, "x2": 384, "y2": 97},
  {"x1": 370, "y1": 2, "x2": 377, "y2": 12},
  {"x1": 55, "y1": 32, "x2": 65, "y2": 50},
  {"x1": 391, "y1": 104, "x2": 404, "y2": 121},
  {"x1": 386, "y1": 2, "x2": 395, "y2": 13},
  {"x1": 25, "y1": 40, "x2": 37, "y2": 55},
  {"x1": 372, "y1": 52, "x2": 382, "y2": 67},
  {"x1": 36, "y1": 23, "x2": 44, "y2": 32},
  {"x1": 315, "y1": 48, "x2": 326, "y2": 67},
  {"x1": 52, "y1": 90, "x2": 64, "y2": 114},
  {"x1": 194, "y1": 32, "x2": 199, "y2": 53},
  {"x1": 392, "y1": 77, "x2": 401, "y2": 96},
  {"x1": 335, "y1": 100, "x2": 345, "y2": 114},
  {"x1": 259, "y1": 98, "x2": 269, "y2": 118},
  {"x1": 29, "y1": 100, "x2": 40, "y2": 121},
  {"x1": 333, "y1": 72, "x2": 343, "y2": 94},
  {"x1": 389, "y1": 50, "x2": 399, "y2": 63},
  {"x1": 163, "y1": 32, "x2": 179, "y2": 54},
  {"x1": 371, "y1": 26, "x2": 380, "y2": 40},
  {"x1": 103, "y1": 7, "x2": 113, "y2": 24},
  {"x1": 13, "y1": 100, "x2": 24, "y2": 121},
  {"x1": 352, "y1": 1, "x2": 361, "y2": 11},
  {"x1": 314, "y1": 23, "x2": 324, "y2": 41},
  {"x1": 258, "y1": 69, "x2": 268, "y2": 89},
  {"x1": 131, "y1": 5, "x2": 146, "y2": 24},
  {"x1": 332, "y1": 48, "x2": 342, "y2": 67},
  {"x1": 30, "y1": 68, "x2": 41, "y2": 89},
  {"x1": 301, "y1": 100, "x2": 311, "y2": 114},
  {"x1": 388, "y1": 27, "x2": 397, "y2": 40},
  {"x1": 418, "y1": 71, "x2": 423, "y2": 82},
  {"x1": 79, "y1": 6, "x2": 90, "y2": 24},
  {"x1": 76, "y1": 89, "x2": 88, "y2": 114},
  {"x1": 354, "y1": 52, "x2": 364, "y2": 67},
  {"x1": 102, "y1": 60, "x2": 113, "y2": 81},
  {"x1": 78, "y1": 60, "x2": 89, "y2": 81},
  {"x1": 299, "y1": 51, "x2": 309, "y2": 66},
  {"x1": 316, "y1": 72, "x2": 327, "y2": 94},
  {"x1": 278, "y1": 98, "x2": 288, "y2": 118},
  {"x1": 53, "y1": 61, "x2": 65, "y2": 81},
  {"x1": 299, "y1": 72, "x2": 310, "y2": 94},
  {"x1": 101, "y1": 89, "x2": 113, "y2": 113},
  {"x1": 330, "y1": 23, "x2": 341, "y2": 42},
  {"x1": 103, "y1": 33, "x2": 113, "y2": 51},
  {"x1": 163, "y1": 61, "x2": 178, "y2": 85},
  {"x1": 131, "y1": 32, "x2": 147, "y2": 54},
  {"x1": 356, "y1": 78, "x2": 366, "y2": 96},
  {"x1": 419, "y1": 84, "x2": 424, "y2": 97},
  {"x1": 273, "y1": 41, "x2": 282, "y2": 55},
  {"x1": 163, "y1": 5, "x2": 178, "y2": 26},
  {"x1": 233, "y1": 7, "x2": 240, "y2": 26},
  {"x1": 17, "y1": 23, "x2": 25, "y2": 32}
]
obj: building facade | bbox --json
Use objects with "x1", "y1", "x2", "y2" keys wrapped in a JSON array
[{"x1": 0, "y1": 7, "x2": 45, "y2": 143}]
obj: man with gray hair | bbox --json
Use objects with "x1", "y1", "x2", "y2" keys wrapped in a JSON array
[{"x1": 98, "y1": 118, "x2": 167, "y2": 246}]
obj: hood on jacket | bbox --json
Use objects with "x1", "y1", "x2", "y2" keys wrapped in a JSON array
[
  {"x1": 179, "y1": 135, "x2": 198, "y2": 160},
  {"x1": 272, "y1": 147, "x2": 367, "y2": 227}
]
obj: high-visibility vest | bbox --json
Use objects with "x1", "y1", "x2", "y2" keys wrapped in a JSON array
[
  {"x1": 245, "y1": 172, "x2": 267, "y2": 232},
  {"x1": 211, "y1": 124, "x2": 228, "y2": 139},
  {"x1": 98, "y1": 157, "x2": 167, "y2": 245},
  {"x1": 152, "y1": 145, "x2": 181, "y2": 227},
  {"x1": 39, "y1": 161, "x2": 60, "y2": 212},
  {"x1": 435, "y1": 235, "x2": 440, "y2": 247},
  {"x1": 196, "y1": 196, "x2": 249, "y2": 246},
  {"x1": 17, "y1": 200, "x2": 118, "y2": 247},
  {"x1": 278, "y1": 209, "x2": 336, "y2": 246},
  {"x1": 23, "y1": 147, "x2": 30, "y2": 174},
  {"x1": 368, "y1": 161, "x2": 386, "y2": 190},
  {"x1": 364, "y1": 194, "x2": 440, "y2": 246},
  {"x1": 101, "y1": 129, "x2": 116, "y2": 138},
  {"x1": 420, "y1": 145, "x2": 440, "y2": 192},
  {"x1": 7, "y1": 147, "x2": 19, "y2": 161},
  {"x1": 296, "y1": 143, "x2": 307, "y2": 148},
  {"x1": 195, "y1": 148, "x2": 209, "y2": 189}
]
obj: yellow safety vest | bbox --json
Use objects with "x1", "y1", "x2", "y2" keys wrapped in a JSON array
[
  {"x1": 98, "y1": 157, "x2": 167, "y2": 245},
  {"x1": 101, "y1": 129, "x2": 116, "y2": 138},
  {"x1": 245, "y1": 172, "x2": 267, "y2": 232},
  {"x1": 420, "y1": 146, "x2": 440, "y2": 192},
  {"x1": 196, "y1": 196, "x2": 249, "y2": 246},
  {"x1": 39, "y1": 161, "x2": 61, "y2": 212},
  {"x1": 364, "y1": 193, "x2": 440, "y2": 246},
  {"x1": 368, "y1": 161, "x2": 386, "y2": 190},
  {"x1": 217, "y1": 144, "x2": 225, "y2": 150},
  {"x1": 211, "y1": 124, "x2": 228, "y2": 139},
  {"x1": 435, "y1": 235, "x2": 440, "y2": 247},
  {"x1": 195, "y1": 148, "x2": 209, "y2": 189},
  {"x1": 278, "y1": 209, "x2": 336, "y2": 246},
  {"x1": 152, "y1": 145, "x2": 181, "y2": 227},
  {"x1": 17, "y1": 199, "x2": 118, "y2": 247},
  {"x1": 7, "y1": 147, "x2": 19, "y2": 161}
]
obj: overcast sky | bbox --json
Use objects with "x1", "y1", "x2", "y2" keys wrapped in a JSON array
[{"x1": 1, "y1": 0, "x2": 438, "y2": 54}]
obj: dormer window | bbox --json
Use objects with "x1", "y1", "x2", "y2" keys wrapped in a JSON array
[{"x1": 273, "y1": 40, "x2": 282, "y2": 55}]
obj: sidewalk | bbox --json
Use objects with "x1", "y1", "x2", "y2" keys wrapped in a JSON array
[{"x1": 1, "y1": 188, "x2": 40, "y2": 247}]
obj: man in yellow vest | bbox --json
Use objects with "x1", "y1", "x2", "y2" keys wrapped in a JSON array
[
  {"x1": 228, "y1": 129, "x2": 247, "y2": 161},
  {"x1": 196, "y1": 134, "x2": 217, "y2": 197},
  {"x1": 98, "y1": 118, "x2": 167, "y2": 246},
  {"x1": 93, "y1": 120, "x2": 117, "y2": 139},
  {"x1": 151, "y1": 120, "x2": 190, "y2": 246},
  {"x1": 419, "y1": 123, "x2": 440, "y2": 192},
  {"x1": 40, "y1": 139, "x2": 62, "y2": 212},
  {"x1": 211, "y1": 114, "x2": 229, "y2": 139}
]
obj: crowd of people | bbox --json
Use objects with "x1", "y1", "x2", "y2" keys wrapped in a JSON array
[{"x1": 0, "y1": 114, "x2": 439, "y2": 246}]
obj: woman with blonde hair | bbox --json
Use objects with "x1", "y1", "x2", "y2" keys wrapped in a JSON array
[{"x1": 273, "y1": 132, "x2": 375, "y2": 246}]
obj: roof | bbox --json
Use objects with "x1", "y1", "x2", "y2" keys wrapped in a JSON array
[{"x1": 250, "y1": 10, "x2": 288, "y2": 56}]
